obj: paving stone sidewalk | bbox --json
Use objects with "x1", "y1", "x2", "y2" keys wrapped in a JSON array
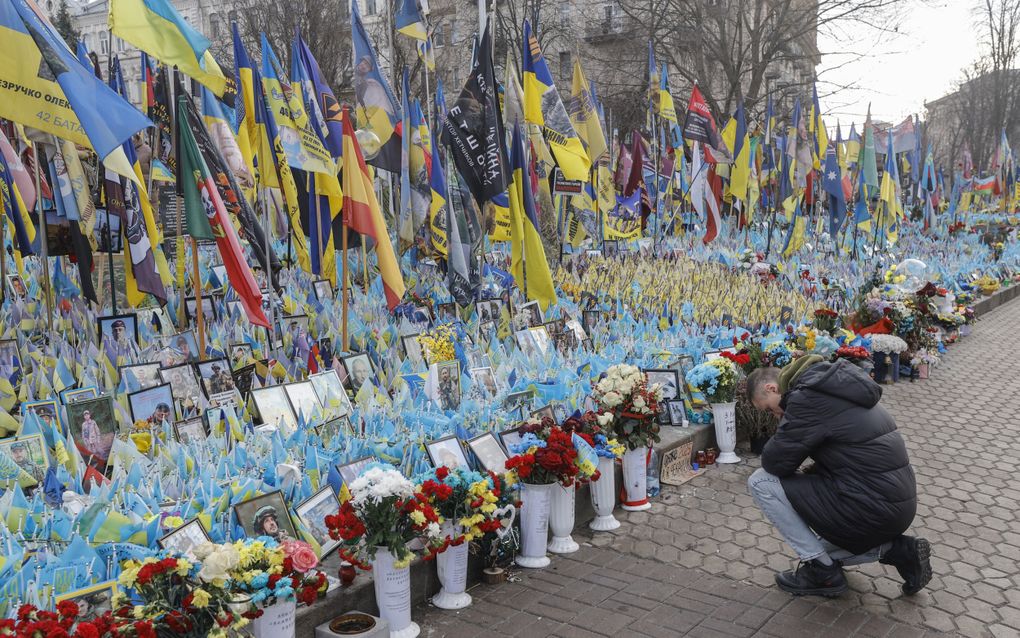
[{"x1": 418, "y1": 300, "x2": 1020, "y2": 637}]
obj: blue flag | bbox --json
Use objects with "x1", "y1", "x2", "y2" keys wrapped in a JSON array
[{"x1": 821, "y1": 144, "x2": 845, "y2": 236}]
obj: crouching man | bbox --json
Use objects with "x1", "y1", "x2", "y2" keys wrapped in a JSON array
[{"x1": 745, "y1": 355, "x2": 932, "y2": 597}]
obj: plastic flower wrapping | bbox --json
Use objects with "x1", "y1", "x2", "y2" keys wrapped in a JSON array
[
  {"x1": 324, "y1": 466, "x2": 447, "y2": 569},
  {"x1": 685, "y1": 358, "x2": 739, "y2": 404},
  {"x1": 591, "y1": 364, "x2": 664, "y2": 450}
]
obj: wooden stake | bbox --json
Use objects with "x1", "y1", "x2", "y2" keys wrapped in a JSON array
[{"x1": 191, "y1": 237, "x2": 205, "y2": 359}]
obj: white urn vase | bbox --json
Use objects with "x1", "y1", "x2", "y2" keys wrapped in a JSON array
[
  {"x1": 621, "y1": 447, "x2": 651, "y2": 511},
  {"x1": 548, "y1": 483, "x2": 579, "y2": 554},
  {"x1": 372, "y1": 547, "x2": 419, "y2": 638},
  {"x1": 516, "y1": 482, "x2": 553, "y2": 568},
  {"x1": 711, "y1": 401, "x2": 741, "y2": 464},
  {"x1": 251, "y1": 599, "x2": 295, "y2": 638},
  {"x1": 432, "y1": 523, "x2": 471, "y2": 610},
  {"x1": 589, "y1": 456, "x2": 620, "y2": 531}
]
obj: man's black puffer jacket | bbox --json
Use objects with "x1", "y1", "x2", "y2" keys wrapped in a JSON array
[{"x1": 762, "y1": 359, "x2": 916, "y2": 554}]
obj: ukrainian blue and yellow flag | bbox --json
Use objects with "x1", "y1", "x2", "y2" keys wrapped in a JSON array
[
  {"x1": 294, "y1": 33, "x2": 344, "y2": 159},
  {"x1": 0, "y1": 141, "x2": 34, "y2": 258},
  {"x1": 232, "y1": 22, "x2": 259, "y2": 184},
  {"x1": 508, "y1": 122, "x2": 557, "y2": 311},
  {"x1": 394, "y1": 0, "x2": 427, "y2": 40},
  {"x1": 428, "y1": 141, "x2": 448, "y2": 256},
  {"x1": 722, "y1": 101, "x2": 751, "y2": 206},
  {"x1": 782, "y1": 197, "x2": 807, "y2": 258},
  {"x1": 352, "y1": 0, "x2": 402, "y2": 172},
  {"x1": 522, "y1": 20, "x2": 590, "y2": 181},
  {"x1": 109, "y1": 0, "x2": 228, "y2": 96},
  {"x1": 1, "y1": 0, "x2": 150, "y2": 175}
]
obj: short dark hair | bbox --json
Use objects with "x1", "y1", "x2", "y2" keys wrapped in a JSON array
[{"x1": 745, "y1": 367, "x2": 780, "y2": 403}]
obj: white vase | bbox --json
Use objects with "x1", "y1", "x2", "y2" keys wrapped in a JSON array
[
  {"x1": 251, "y1": 599, "x2": 295, "y2": 638},
  {"x1": 432, "y1": 523, "x2": 471, "y2": 610},
  {"x1": 917, "y1": 363, "x2": 930, "y2": 379},
  {"x1": 589, "y1": 456, "x2": 620, "y2": 531},
  {"x1": 516, "y1": 482, "x2": 553, "y2": 568},
  {"x1": 711, "y1": 402, "x2": 740, "y2": 464},
  {"x1": 960, "y1": 324, "x2": 971, "y2": 336},
  {"x1": 372, "y1": 547, "x2": 420, "y2": 638},
  {"x1": 547, "y1": 483, "x2": 579, "y2": 554},
  {"x1": 621, "y1": 447, "x2": 651, "y2": 511}
]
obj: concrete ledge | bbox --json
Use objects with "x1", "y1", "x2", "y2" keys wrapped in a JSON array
[
  {"x1": 973, "y1": 282, "x2": 1020, "y2": 316},
  {"x1": 297, "y1": 427, "x2": 714, "y2": 634}
]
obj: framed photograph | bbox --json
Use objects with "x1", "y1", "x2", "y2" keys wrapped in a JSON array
[
  {"x1": 504, "y1": 390, "x2": 534, "y2": 411},
  {"x1": 530, "y1": 404, "x2": 555, "y2": 422},
  {"x1": 55, "y1": 581, "x2": 117, "y2": 620},
  {"x1": 527, "y1": 326, "x2": 553, "y2": 356},
  {"x1": 565, "y1": 319, "x2": 587, "y2": 343},
  {"x1": 250, "y1": 386, "x2": 298, "y2": 436},
  {"x1": 159, "y1": 364, "x2": 205, "y2": 402},
  {"x1": 166, "y1": 331, "x2": 200, "y2": 364},
  {"x1": 173, "y1": 417, "x2": 208, "y2": 444},
  {"x1": 233, "y1": 491, "x2": 298, "y2": 543},
  {"x1": 232, "y1": 364, "x2": 258, "y2": 399},
  {"x1": 426, "y1": 436, "x2": 470, "y2": 470},
  {"x1": 277, "y1": 314, "x2": 310, "y2": 344},
  {"x1": 436, "y1": 302, "x2": 457, "y2": 322},
  {"x1": 185, "y1": 296, "x2": 217, "y2": 324},
  {"x1": 94, "y1": 209, "x2": 122, "y2": 252},
  {"x1": 467, "y1": 432, "x2": 509, "y2": 473},
  {"x1": 295, "y1": 487, "x2": 342, "y2": 558},
  {"x1": 316, "y1": 416, "x2": 353, "y2": 447},
  {"x1": 603, "y1": 239, "x2": 619, "y2": 256},
  {"x1": 128, "y1": 383, "x2": 175, "y2": 427},
  {"x1": 229, "y1": 343, "x2": 254, "y2": 369},
  {"x1": 667, "y1": 399, "x2": 687, "y2": 426},
  {"x1": 704, "y1": 348, "x2": 736, "y2": 361},
  {"x1": 119, "y1": 362, "x2": 162, "y2": 390},
  {"x1": 0, "y1": 339, "x2": 21, "y2": 385},
  {"x1": 196, "y1": 358, "x2": 236, "y2": 396},
  {"x1": 312, "y1": 279, "x2": 333, "y2": 302},
  {"x1": 0, "y1": 434, "x2": 49, "y2": 488},
  {"x1": 470, "y1": 366, "x2": 499, "y2": 397},
  {"x1": 21, "y1": 399, "x2": 63, "y2": 435},
  {"x1": 498, "y1": 427, "x2": 523, "y2": 455},
  {"x1": 158, "y1": 517, "x2": 211, "y2": 559},
  {"x1": 400, "y1": 334, "x2": 425, "y2": 368},
  {"x1": 66, "y1": 396, "x2": 116, "y2": 470},
  {"x1": 582, "y1": 310, "x2": 601, "y2": 335},
  {"x1": 514, "y1": 300, "x2": 543, "y2": 329},
  {"x1": 475, "y1": 299, "x2": 503, "y2": 324},
  {"x1": 342, "y1": 353, "x2": 376, "y2": 394},
  {"x1": 98, "y1": 313, "x2": 137, "y2": 361},
  {"x1": 514, "y1": 329, "x2": 537, "y2": 359},
  {"x1": 310, "y1": 369, "x2": 352, "y2": 418},
  {"x1": 6, "y1": 274, "x2": 27, "y2": 298},
  {"x1": 284, "y1": 380, "x2": 322, "y2": 421},
  {"x1": 433, "y1": 360, "x2": 461, "y2": 411},
  {"x1": 644, "y1": 369, "x2": 681, "y2": 425},
  {"x1": 60, "y1": 386, "x2": 98, "y2": 405},
  {"x1": 335, "y1": 456, "x2": 374, "y2": 490}
]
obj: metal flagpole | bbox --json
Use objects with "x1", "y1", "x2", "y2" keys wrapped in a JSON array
[{"x1": 261, "y1": 187, "x2": 275, "y2": 351}]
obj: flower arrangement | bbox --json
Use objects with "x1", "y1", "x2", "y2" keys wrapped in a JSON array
[
  {"x1": 323, "y1": 466, "x2": 447, "y2": 569},
  {"x1": 505, "y1": 418, "x2": 596, "y2": 485},
  {"x1": 685, "y1": 358, "x2": 739, "y2": 405},
  {"x1": 764, "y1": 342, "x2": 793, "y2": 368},
  {"x1": 910, "y1": 349, "x2": 940, "y2": 367},
  {"x1": 834, "y1": 345, "x2": 870, "y2": 362},
  {"x1": 116, "y1": 553, "x2": 250, "y2": 637},
  {"x1": 191, "y1": 538, "x2": 326, "y2": 615},
  {"x1": 813, "y1": 308, "x2": 839, "y2": 333},
  {"x1": 591, "y1": 364, "x2": 664, "y2": 450},
  {"x1": 416, "y1": 466, "x2": 508, "y2": 547},
  {"x1": 869, "y1": 334, "x2": 908, "y2": 354},
  {"x1": 788, "y1": 326, "x2": 817, "y2": 352},
  {"x1": 417, "y1": 324, "x2": 456, "y2": 363},
  {"x1": 1, "y1": 603, "x2": 116, "y2": 638}
]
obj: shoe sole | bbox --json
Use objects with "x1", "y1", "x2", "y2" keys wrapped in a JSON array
[
  {"x1": 903, "y1": 538, "x2": 932, "y2": 595},
  {"x1": 776, "y1": 581, "x2": 848, "y2": 598}
]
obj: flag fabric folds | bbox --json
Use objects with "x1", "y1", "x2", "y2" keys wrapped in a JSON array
[
  {"x1": 177, "y1": 94, "x2": 269, "y2": 327},
  {"x1": 821, "y1": 143, "x2": 846, "y2": 237},
  {"x1": 682, "y1": 85, "x2": 729, "y2": 162},
  {"x1": 522, "y1": 20, "x2": 591, "y2": 181},
  {"x1": 341, "y1": 106, "x2": 406, "y2": 311},
  {"x1": 351, "y1": 0, "x2": 402, "y2": 172},
  {"x1": 108, "y1": 0, "x2": 228, "y2": 96},
  {"x1": 508, "y1": 122, "x2": 556, "y2": 311}
]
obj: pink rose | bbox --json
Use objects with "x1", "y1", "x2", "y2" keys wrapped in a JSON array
[{"x1": 283, "y1": 541, "x2": 319, "y2": 573}]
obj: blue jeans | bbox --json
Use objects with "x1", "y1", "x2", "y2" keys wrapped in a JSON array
[{"x1": 748, "y1": 468, "x2": 891, "y2": 565}]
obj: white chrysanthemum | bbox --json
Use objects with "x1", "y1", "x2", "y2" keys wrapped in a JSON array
[{"x1": 350, "y1": 466, "x2": 415, "y2": 506}]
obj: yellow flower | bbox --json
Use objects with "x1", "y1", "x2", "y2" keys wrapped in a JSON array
[
  {"x1": 163, "y1": 516, "x2": 184, "y2": 529},
  {"x1": 118, "y1": 567, "x2": 140, "y2": 588},
  {"x1": 393, "y1": 554, "x2": 413, "y2": 569},
  {"x1": 175, "y1": 559, "x2": 193, "y2": 577},
  {"x1": 191, "y1": 588, "x2": 211, "y2": 608},
  {"x1": 410, "y1": 510, "x2": 426, "y2": 526},
  {"x1": 133, "y1": 606, "x2": 146, "y2": 619}
]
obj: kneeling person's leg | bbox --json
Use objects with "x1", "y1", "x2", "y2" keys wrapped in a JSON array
[{"x1": 747, "y1": 468, "x2": 832, "y2": 565}]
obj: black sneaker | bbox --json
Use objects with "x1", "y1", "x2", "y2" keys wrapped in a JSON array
[
  {"x1": 775, "y1": 559, "x2": 848, "y2": 597},
  {"x1": 880, "y1": 536, "x2": 932, "y2": 595}
]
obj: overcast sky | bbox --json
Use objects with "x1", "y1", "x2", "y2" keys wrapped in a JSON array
[{"x1": 817, "y1": 0, "x2": 984, "y2": 128}]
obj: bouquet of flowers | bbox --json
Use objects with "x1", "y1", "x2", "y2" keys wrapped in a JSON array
[
  {"x1": 591, "y1": 364, "x2": 664, "y2": 450},
  {"x1": 869, "y1": 334, "x2": 909, "y2": 354},
  {"x1": 504, "y1": 418, "x2": 594, "y2": 485},
  {"x1": 725, "y1": 332, "x2": 765, "y2": 374},
  {"x1": 685, "y1": 357, "x2": 739, "y2": 405},
  {"x1": 2, "y1": 602, "x2": 117, "y2": 638},
  {"x1": 764, "y1": 342, "x2": 794, "y2": 367},
  {"x1": 910, "y1": 349, "x2": 940, "y2": 367},
  {"x1": 417, "y1": 324, "x2": 456, "y2": 363},
  {"x1": 323, "y1": 466, "x2": 447, "y2": 569},
  {"x1": 834, "y1": 345, "x2": 871, "y2": 362},
  {"x1": 193, "y1": 538, "x2": 327, "y2": 616},
  {"x1": 416, "y1": 466, "x2": 508, "y2": 547},
  {"x1": 813, "y1": 308, "x2": 839, "y2": 333},
  {"x1": 116, "y1": 553, "x2": 250, "y2": 637}
]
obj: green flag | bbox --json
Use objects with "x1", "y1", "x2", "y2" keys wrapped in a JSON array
[
  {"x1": 177, "y1": 95, "x2": 215, "y2": 241},
  {"x1": 859, "y1": 104, "x2": 879, "y2": 192}
]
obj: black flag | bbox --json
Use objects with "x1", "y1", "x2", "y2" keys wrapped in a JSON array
[{"x1": 440, "y1": 24, "x2": 509, "y2": 205}]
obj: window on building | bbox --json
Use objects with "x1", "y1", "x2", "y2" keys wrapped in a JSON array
[
  {"x1": 210, "y1": 14, "x2": 221, "y2": 38},
  {"x1": 228, "y1": 10, "x2": 238, "y2": 25},
  {"x1": 434, "y1": 24, "x2": 445, "y2": 47},
  {"x1": 100, "y1": 37, "x2": 108, "y2": 54},
  {"x1": 559, "y1": 51, "x2": 571, "y2": 82},
  {"x1": 559, "y1": 4, "x2": 569, "y2": 28},
  {"x1": 364, "y1": 0, "x2": 377, "y2": 15}
]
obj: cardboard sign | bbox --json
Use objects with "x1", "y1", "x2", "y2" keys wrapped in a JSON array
[{"x1": 659, "y1": 442, "x2": 705, "y2": 487}]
